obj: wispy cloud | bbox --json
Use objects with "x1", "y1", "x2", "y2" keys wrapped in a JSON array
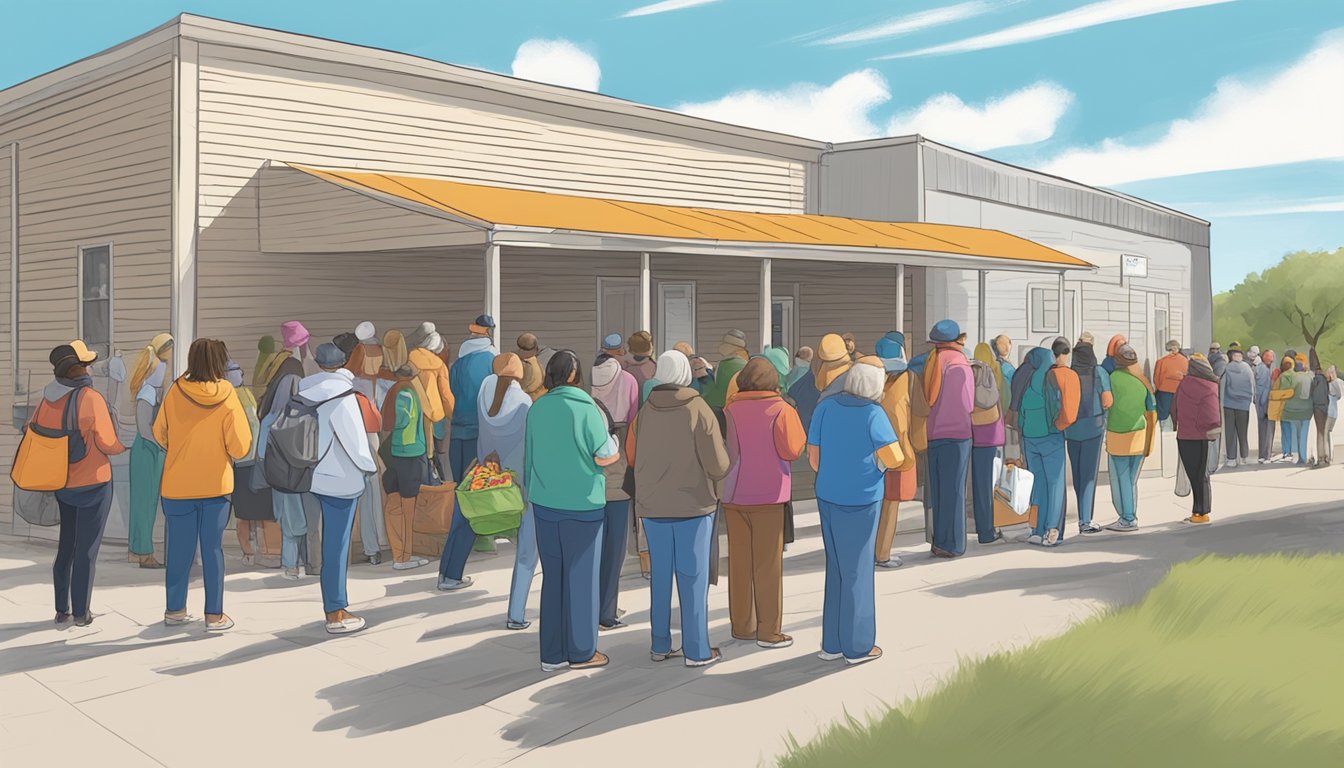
[
  {"x1": 1186, "y1": 198, "x2": 1344, "y2": 218},
  {"x1": 511, "y1": 39, "x2": 601, "y2": 91},
  {"x1": 1044, "y1": 31, "x2": 1344, "y2": 185},
  {"x1": 622, "y1": 0, "x2": 721, "y2": 18},
  {"x1": 816, "y1": 1, "x2": 1014, "y2": 46},
  {"x1": 876, "y1": 0, "x2": 1236, "y2": 59},
  {"x1": 888, "y1": 82, "x2": 1074, "y2": 150}
]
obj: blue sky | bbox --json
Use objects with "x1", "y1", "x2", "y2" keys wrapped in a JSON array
[{"x1": 3, "y1": 0, "x2": 1341, "y2": 291}]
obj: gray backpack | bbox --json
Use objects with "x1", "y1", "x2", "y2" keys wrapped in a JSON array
[
  {"x1": 970, "y1": 359, "x2": 1002, "y2": 425},
  {"x1": 263, "y1": 390, "x2": 353, "y2": 494}
]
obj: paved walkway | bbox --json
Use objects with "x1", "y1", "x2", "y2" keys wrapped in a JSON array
[{"x1": 2, "y1": 460, "x2": 1342, "y2": 767}]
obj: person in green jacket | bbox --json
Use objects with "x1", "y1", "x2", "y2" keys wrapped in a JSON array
[
  {"x1": 701, "y1": 329, "x2": 750, "y2": 430},
  {"x1": 524, "y1": 350, "x2": 621, "y2": 673},
  {"x1": 1282, "y1": 363, "x2": 1314, "y2": 465},
  {"x1": 1104, "y1": 344, "x2": 1156, "y2": 532}
]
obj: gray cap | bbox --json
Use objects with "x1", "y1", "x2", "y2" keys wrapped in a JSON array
[{"x1": 314, "y1": 342, "x2": 348, "y2": 369}]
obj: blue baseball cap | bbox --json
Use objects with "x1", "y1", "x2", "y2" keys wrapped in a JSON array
[
  {"x1": 929, "y1": 319, "x2": 963, "y2": 343},
  {"x1": 601, "y1": 333, "x2": 624, "y2": 350},
  {"x1": 874, "y1": 331, "x2": 907, "y2": 373}
]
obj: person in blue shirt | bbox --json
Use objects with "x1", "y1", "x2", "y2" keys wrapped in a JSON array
[
  {"x1": 807, "y1": 360, "x2": 902, "y2": 666},
  {"x1": 1065, "y1": 334, "x2": 1112, "y2": 535}
]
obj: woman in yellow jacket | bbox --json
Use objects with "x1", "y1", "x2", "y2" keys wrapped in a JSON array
[
  {"x1": 873, "y1": 333, "x2": 916, "y2": 569},
  {"x1": 153, "y1": 339, "x2": 251, "y2": 631},
  {"x1": 1268, "y1": 357, "x2": 1296, "y2": 461}
]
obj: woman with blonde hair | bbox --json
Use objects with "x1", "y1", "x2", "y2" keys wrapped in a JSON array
[
  {"x1": 379, "y1": 329, "x2": 432, "y2": 571},
  {"x1": 128, "y1": 332, "x2": 173, "y2": 568}
]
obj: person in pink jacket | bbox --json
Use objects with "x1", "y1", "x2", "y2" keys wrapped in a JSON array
[
  {"x1": 1171, "y1": 354, "x2": 1223, "y2": 525},
  {"x1": 722, "y1": 358, "x2": 807, "y2": 648},
  {"x1": 923, "y1": 320, "x2": 975, "y2": 558}
]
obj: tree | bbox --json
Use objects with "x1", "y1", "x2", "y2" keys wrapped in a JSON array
[{"x1": 1214, "y1": 247, "x2": 1344, "y2": 366}]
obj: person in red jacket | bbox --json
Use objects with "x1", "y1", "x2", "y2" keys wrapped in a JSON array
[
  {"x1": 1153, "y1": 340, "x2": 1189, "y2": 423},
  {"x1": 1172, "y1": 354, "x2": 1223, "y2": 525}
]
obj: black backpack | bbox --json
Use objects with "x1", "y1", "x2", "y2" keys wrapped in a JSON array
[{"x1": 263, "y1": 390, "x2": 354, "y2": 494}]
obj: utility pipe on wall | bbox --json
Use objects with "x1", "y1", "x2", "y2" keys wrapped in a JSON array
[
  {"x1": 639, "y1": 252, "x2": 651, "y2": 333},
  {"x1": 896, "y1": 263, "x2": 905, "y2": 334},
  {"x1": 759, "y1": 258, "x2": 772, "y2": 352},
  {"x1": 8, "y1": 142, "x2": 17, "y2": 395},
  {"x1": 485, "y1": 237, "x2": 501, "y2": 349}
]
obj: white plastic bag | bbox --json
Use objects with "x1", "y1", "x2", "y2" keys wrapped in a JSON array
[{"x1": 999, "y1": 464, "x2": 1035, "y2": 516}]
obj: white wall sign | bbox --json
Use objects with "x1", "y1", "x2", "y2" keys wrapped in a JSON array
[{"x1": 1122, "y1": 254, "x2": 1148, "y2": 278}]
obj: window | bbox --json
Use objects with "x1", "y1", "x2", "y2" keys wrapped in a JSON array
[
  {"x1": 771, "y1": 296, "x2": 796, "y2": 352},
  {"x1": 657, "y1": 282, "x2": 696, "y2": 354},
  {"x1": 1029, "y1": 285, "x2": 1076, "y2": 338},
  {"x1": 79, "y1": 244, "x2": 112, "y2": 358}
]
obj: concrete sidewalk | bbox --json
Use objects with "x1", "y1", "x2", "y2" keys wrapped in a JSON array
[{"x1": 2, "y1": 460, "x2": 1342, "y2": 768}]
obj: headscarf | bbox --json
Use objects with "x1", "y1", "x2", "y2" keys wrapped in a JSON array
[
  {"x1": 762, "y1": 346, "x2": 791, "y2": 383},
  {"x1": 1010, "y1": 347, "x2": 1047, "y2": 414},
  {"x1": 908, "y1": 352, "x2": 929, "y2": 377},
  {"x1": 1107, "y1": 335, "x2": 1127, "y2": 358},
  {"x1": 1187, "y1": 354, "x2": 1219, "y2": 383},
  {"x1": 253, "y1": 335, "x2": 277, "y2": 383},
  {"x1": 130, "y1": 332, "x2": 173, "y2": 395},
  {"x1": 654, "y1": 350, "x2": 692, "y2": 388},
  {"x1": 1072, "y1": 341, "x2": 1099, "y2": 419},
  {"x1": 1028, "y1": 346, "x2": 1058, "y2": 404},
  {"x1": 488, "y1": 353, "x2": 524, "y2": 418},
  {"x1": 590, "y1": 357, "x2": 627, "y2": 418},
  {"x1": 973, "y1": 342, "x2": 1001, "y2": 394},
  {"x1": 923, "y1": 338, "x2": 967, "y2": 407},
  {"x1": 382, "y1": 330, "x2": 409, "y2": 373}
]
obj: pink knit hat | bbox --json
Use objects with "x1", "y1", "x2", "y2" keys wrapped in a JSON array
[{"x1": 280, "y1": 320, "x2": 310, "y2": 350}]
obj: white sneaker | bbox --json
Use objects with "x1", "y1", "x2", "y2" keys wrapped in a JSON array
[
  {"x1": 818, "y1": 650, "x2": 845, "y2": 661},
  {"x1": 325, "y1": 614, "x2": 367, "y2": 635},
  {"x1": 1258, "y1": 458, "x2": 1267, "y2": 465},
  {"x1": 281, "y1": 568, "x2": 301, "y2": 580},
  {"x1": 1225, "y1": 459, "x2": 1235, "y2": 468},
  {"x1": 875, "y1": 556, "x2": 904, "y2": 569},
  {"x1": 541, "y1": 660, "x2": 570, "y2": 672},
  {"x1": 1026, "y1": 534, "x2": 1045, "y2": 546},
  {"x1": 437, "y1": 576, "x2": 474, "y2": 591},
  {"x1": 392, "y1": 559, "x2": 426, "y2": 571},
  {"x1": 1106, "y1": 519, "x2": 1139, "y2": 532}
]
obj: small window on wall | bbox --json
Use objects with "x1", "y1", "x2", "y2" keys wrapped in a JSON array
[
  {"x1": 1029, "y1": 285, "x2": 1076, "y2": 339},
  {"x1": 79, "y1": 244, "x2": 112, "y2": 358}
]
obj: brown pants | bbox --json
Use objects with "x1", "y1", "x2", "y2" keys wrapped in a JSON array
[
  {"x1": 874, "y1": 499, "x2": 901, "y2": 563},
  {"x1": 236, "y1": 520, "x2": 281, "y2": 556},
  {"x1": 724, "y1": 503, "x2": 786, "y2": 643},
  {"x1": 384, "y1": 494, "x2": 417, "y2": 563}
]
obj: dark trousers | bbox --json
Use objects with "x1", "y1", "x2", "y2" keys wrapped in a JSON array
[
  {"x1": 1224, "y1": 408, "x2": 1250, "y2": 461},
  {"x1": 438, "y1": 436, "x2": 481, "y2": 580},
  {"x1": 927, "y1": 438, "x2": 971, "y2": 555},
  {"x1": 970, "y1": 446, "x2": 999, "y2": 543},
  {"x1": 1156, "y1": 391, "x2": 1175, "y2": 422},
  {"x1": 1066, "y1": 435, "x2": 1104, "y2": 527},
  {"x1": 53, "y1": 483, "x2": 113, "y2": 618},
  {"x1": 533, "y1": 505, "x2": 603, "y2": 665},
  {"x1": 1256, "y1": 405, "x2": 1275, "y2": 461},
  {"x1": 598, "y1": 500, "x2": 630, "y2": 625},
  {"x1": 1177, "y1": 439, "x2": 1212, "y2": 516}
]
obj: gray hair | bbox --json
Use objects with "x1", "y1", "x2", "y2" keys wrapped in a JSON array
[{"x1": 843, "y1": 363, "x2": 884, "y2": 403}]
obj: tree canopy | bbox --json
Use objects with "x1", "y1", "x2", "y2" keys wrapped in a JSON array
[{"x1": 1214, "y1": 247, "x2": 1344, "y2": 366}]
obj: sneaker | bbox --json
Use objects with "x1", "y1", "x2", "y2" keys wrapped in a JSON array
[
  {"x1": 74, "y1": 614, "x2": 95, "y2": 627},
  {"x1": 598, "y1": 618, "x2": 627, "y2": 632},
  {"x1": 572, "y1": 652, "x2": 610, "y2": 670},
  {"x1": 1225, "y1": 459, "x2": 1235, "y2": 469},
  {"x1": 930, "y1": 547, "x2": 958, "y2": 559},
  {"x1": 205, "y1": 614, "x2": 235, "y2": 632},
  {"x1": 54, "y1": 612, "x2": 72, "y2": 625},
  {"x1": 875, "y1": 557, "x2": 904, "y2": 569},
  {"x1": 163, "y1": 611, "x2": 196, "y2": 626},
  {"x1": 541, "y1": 660, "x2": 570, "y2": 673},
  {"x1": 392, "y1": 559, "x2": 426, "y2": 571},
  {"x1": 846, "y1": 646, "x2": 883, "y2": 666},
  {"x1": 685, "y1": 648, "x2": 722, "y2": 668},
  {"x1": 1044, "y1": 528, "x2": 1060, "y2": 546},
  {"x1": 506, "y1": 619, "x2": 531, "y2": 631},
  {"x1": 1078, "y1": 522, "x2": 1103, "y2": 535},
  {"x1": 651, "y1": 648, "x2": 683, "y2": 663},
  {"x1": 978, "y1": 529, "x2": 1007, "y2": 544},
  {"x1": 437, "y1": 576, "x2": 474, "y2": 591},
  {"x1": 757, "y1": 635, "x2": 794, "y2": 649},
  {"x1": 281, "y1": 568, "x2": 301, "y2": 580},
  {"x1": 1026, "y1": 534, "x2": 1045, "y2": 546},
  {"x1": 365, "y1": 553, "x2": 382, "y2": 566},
  {"x1": 818, "y1": 650, "x2": 845, "y2": 661},
  {"x1": 325, "y1": 612, "x2": 366, "y2": 635},
  {"x1": 1183, "y1": 514, "x2": 1211, "y2": 525},
  {"x1": 1106, "y1": 519, "x2": 1139, "y2": 532},
  {"x1": 1258, "y1": 458, "x2": 1267, "y2": 465}
]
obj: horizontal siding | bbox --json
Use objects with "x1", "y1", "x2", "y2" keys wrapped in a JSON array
[{"x1": 0, "y1": 56, "x2": 174, "y2": 526}]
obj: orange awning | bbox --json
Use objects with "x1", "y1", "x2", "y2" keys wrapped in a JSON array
[{"x1": 280, "y1": 163, "x2": 1092, "y2": 271}]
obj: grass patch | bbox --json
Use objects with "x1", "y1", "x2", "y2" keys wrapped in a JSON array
[{"x1": 779, "y1": 553, "x2": 1344, "y2": 767}]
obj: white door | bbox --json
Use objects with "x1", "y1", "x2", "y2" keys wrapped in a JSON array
[
  {"x1": 597, "y1": 277, "x2": 640, "y2": 346},
  {"x1": 772, "y1": 296, "x2": 796, "y2": 352},
  {"x1": 658, "y1": 282, "x2": 696, "y2": 354}
]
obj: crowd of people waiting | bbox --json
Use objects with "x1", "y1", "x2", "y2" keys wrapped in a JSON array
[{"x1": 21, "y1": 315, "x2": 1342, "y2": 669}]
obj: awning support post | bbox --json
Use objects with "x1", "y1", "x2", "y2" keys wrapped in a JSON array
[
  {"x1": 640, "y1": 252, "x2": 651, "y2": 333},
  {"x1": 485, "y1": 239, "x2": 500, "y2": 348},
  {"x1": 759, "y1": 257, "x2": 772, "y2": 352},
  {"x1": 896, "y1": 264, "x2": 905, "y2": 334},
  {"x1": 977, "y1": 269, "x2": 987, "y2": 345},
  {"x1": 1057, "y1": 271, "x2": 1067, "y2": 337}
]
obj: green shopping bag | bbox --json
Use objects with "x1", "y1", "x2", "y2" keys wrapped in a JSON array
[{"x1": 455, "y1": 459, "x2": 525, "y2": 536}]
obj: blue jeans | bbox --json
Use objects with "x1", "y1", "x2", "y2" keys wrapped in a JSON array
[
  {"x1": 1294, "y1": 419, "x2": 1310, "y2": 462},
  {"x1": 1024, "y1": 433, "x2": 1067, "y2": 538},
  {"x1": 313, "y1": 494, "x2": 358, "y2": 614},
  {"x1": 1066, "y1": 435, "x2": 1104, "y2": 527},
  {"x1": 1281, "y1": 418, "x2": 1291, "y2": 455},
  {"x1": 643, "y1": 514, "x2": 715, "y2": 661},
  {"x1": 507, "y1": 504, "x2": 539, "y2": 624},
  {"x1": 438, "y1": 501, "x2": 476, "y2": 581},
  {"x1": 817, "y1": 499, "x2": 880, "y2": 660},
  {"x1": 276, "y1": 492, "x2": 321, "y2": 571},
  {"x1": 1108, "y1": 453, "x2": 1143, "y2": 523},
  {"x1": 1156, "y1": 391, "x2": 1174, "y2": 422},
  {"x1": 927, "y1": 438, "x2": 971, "y2": 555},
  {"x1": 163, "y1": 496, "x2": 231, "y2": 615},
  {"x1": 53, "y1": 483, "x2": 113, "y2": 617},
  {"x1": 449, "y1": 437, "x2": 478, "y2": 482},
  {"x1": 599, "y1": 500, "x2": 631, "y2": 625},
  {"x1": 970, "y1": 446, "x2": 999, "y2": 543},
  {"x1": 533, "y1": 504, "x2": 604, "y2": 665}
]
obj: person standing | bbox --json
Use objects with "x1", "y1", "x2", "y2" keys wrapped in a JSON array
[
  {"x1": 1283, "y1": 355, "x2": 1314, "y2": 466},
  {"x1": 296, "y1": 344, "x2": 378, "y2": 633},
  {"x1": 1325, "y1": 366, "x2": 1342, "y2": 466},
  {"x1": 279, "y1": 320, "x2": 319, "y2": 377},
  {"x1": 590, "y1": 355, "x2": 638, "y2": 632},
  {"x1": 788, "y1": 335, "x2": 852, "y2": 438},
  {"x1": 406, "y1": 322, "x2": 453, "y2": 479},
  {"x1": 1309, "y1": 354, "x2": 1331, "y2": 467},
  {"x1": 1269, "y1": 357, "x2": 1296, "y2": 462},
  {"x1": 1153, "y1": 340, "x2": 1188, "y2": 424},
  {"x1": 344, "y1": 324, "x2": 387, "y2": 565},
  {"x1": 28, "y1": 342, "x2": 127, "y2": 626},
  {"x1": 226, "y1": 360, "x2": 279, "y2": 567},
  {"x1": 1208, "y1": 343, "x2": 1228, "y2": 378},
  {"x1": 346, "y1": 322, "x2": 386, "y2": 405},
  {"x1": 786, "y1": 347, "x2": 813, "y2": 391},
  {"x1": 701, "y1": 330, "x2": 750, "y2": 428},
  {"x1": 1171, "y1": 355, "x2": 1222, "y2": 525},
  {"x1": 627, "y1": 351, "x2": 731, "y2": 667},
  {"x1": 258, "y1": 322, "x2": 321, "y2": 579},
  {"x1": 807, "y1": 360, "x2": 901, "y2": 665},
  {"x1": 517, "y1": 333, "x2": 548, "y2": 401},
  {"x1": 127, "y1": 333, "x2": 172, "y2": 569},
  {"x1": 439, "y1": 316, "x2": 498, "y2": 584},
  {"x1": 525, "y1": 351, "x2": 621, "y2": 672},
  {"x1": 922, "y1": 320, "x2": 975, "y2": 558},
  {"x1": 1220, "y1": 344, "x2": 1255, "y2": 468},
  {"x1": 379, "y1": 335, "x2": 431, "y2": 571},
  {"x1": 154, "y1": 339, "x2": 251, "y2": 631},
  {"x1": 626, "y1": 331, "x2": 658, "y2": 400},
  {"x1": 991, "y1": 335, "x2": 1019, "y2": 461},
  {"x1": 1252, "y1": 347, "x2": 1274, "y2": 464},
  {"x1": 722, "y1": 357, "x2": 806, "y2": 648},
  {"x1": 1020, "y1": 340, "x2": 1080, "y2": 546},
  {"x1": 1104, "y1": 344, "x2": 1156, "y2": 532},
  {"x1": 970, "y1": 342, "x2": 1007, "y2": 544},
  {"x1": 873, "y1": 333, "x2": 915, "y2": 567},
  {"x1": 1101, "y1": 334, "x2": 1127, "y2": 374},
  {"x1": 1064, "y1": 334, "x2": 1112, "y2": 535}
]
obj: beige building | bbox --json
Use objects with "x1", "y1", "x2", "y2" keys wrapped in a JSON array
[{"x1": 0, "y1": 15, "x2": 1209, "y2": 537}]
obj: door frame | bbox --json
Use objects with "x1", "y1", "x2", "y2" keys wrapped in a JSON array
[
  {"x1": 596, "y1": 276, "x2": 639, "y2": 345},
  {"x1": 655, "y1": 279, "x2": 697, "y2": 354}
]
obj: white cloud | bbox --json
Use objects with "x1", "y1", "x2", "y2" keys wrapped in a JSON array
[
  {"x1": 675, "y1": 70, "x2": 1072, "y2": 149},
  {"x1": 818, "y1": 1, "x2": 1013, "y2": 46},
  {"x1": 1044, "y1": 33, "x2": 1344, "y2": 185},
  {"x1": 877, "y1": 0, "x2": 1236, "y2": 59},
  {"x1": 510, "y1": 39, "x2": 601, "y2": 91},
  {"x1": 622, "y1": 0, "x2": 720, "y2": 18},
  {"x1": 1179, "y1": 198, "x2": 1344, "y2": 218},
  {"x1": 887, "y1": 81, "x2": 1073, "y2": 150}
]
